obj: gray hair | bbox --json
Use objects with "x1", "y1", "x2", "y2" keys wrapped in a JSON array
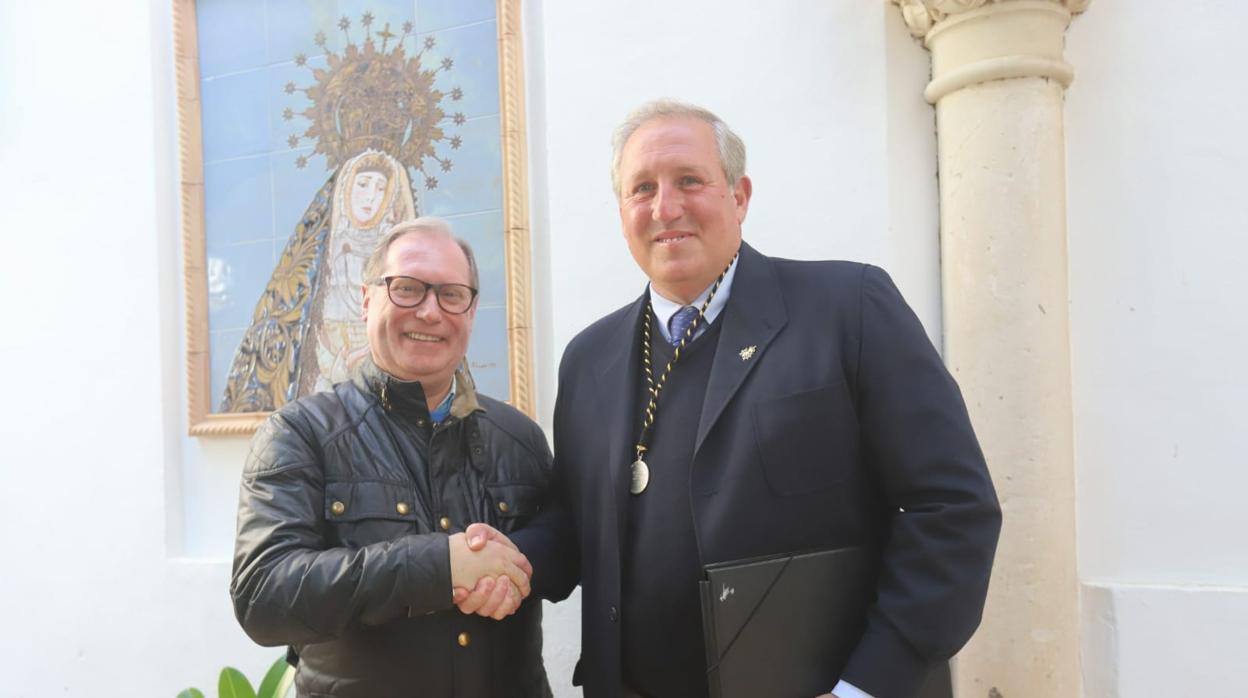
[
  {"x1": 610, "y1": 99, "x2": 747, "y2": 197},
  {"x1": 363, "y1": 216, "x2": 480, "y2": 290}
]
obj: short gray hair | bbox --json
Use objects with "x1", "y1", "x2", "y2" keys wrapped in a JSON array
[
  {"x1": 610, "y1": 99, "x2": 747, "y2": 197},
  {"x1": 363, "y1": 216, "x2": 480, "y2": 290}
]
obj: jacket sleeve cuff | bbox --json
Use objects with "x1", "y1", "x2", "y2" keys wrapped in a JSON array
[
  {"x1": 509, "y1": 508, "x2": 579, "y2": 602},
  {"x1": 401, "y1": 533, "x2": 454, "y2": 616},
  {"x1": 839, "y1": 619, "x2": 934, "y2": 698}
]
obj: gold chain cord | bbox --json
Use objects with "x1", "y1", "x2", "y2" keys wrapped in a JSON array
[{"x1": 635, "y1": 253, "x2": 737, "y2": 460}]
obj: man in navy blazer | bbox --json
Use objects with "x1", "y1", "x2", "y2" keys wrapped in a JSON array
[{"x1": 477, "y1": 100, "x2": 1000, "y2": 698}]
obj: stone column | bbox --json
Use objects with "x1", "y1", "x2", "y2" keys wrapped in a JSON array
[{"x1": 889, "y1": 1, "x2": 1088, "y2": 696}]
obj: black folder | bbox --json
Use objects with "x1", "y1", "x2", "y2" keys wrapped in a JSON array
[{"x1": 699, "y1": 546, "x2": 952, "y2": 698}]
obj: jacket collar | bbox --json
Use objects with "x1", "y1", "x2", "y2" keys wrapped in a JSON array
[{"x1": 354, "y1": 356, "x2": 484, "y2": 420}]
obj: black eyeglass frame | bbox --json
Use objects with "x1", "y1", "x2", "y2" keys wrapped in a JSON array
[{"x1": 374, "y1": 275, "x2": 479, "y2": 315}]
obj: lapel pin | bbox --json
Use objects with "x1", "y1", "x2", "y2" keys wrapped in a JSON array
[{"x1": 738, "y1": 345, "x2": 757, "y2": 361}]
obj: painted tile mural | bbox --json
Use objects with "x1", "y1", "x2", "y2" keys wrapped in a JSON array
[{"x1": 196, "y1": 0, "x2": 511, "y2": 413}]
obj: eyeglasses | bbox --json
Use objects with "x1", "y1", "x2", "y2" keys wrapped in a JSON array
[{"x1": 375, "y1": 275, "x2": 478, "y2": 314}]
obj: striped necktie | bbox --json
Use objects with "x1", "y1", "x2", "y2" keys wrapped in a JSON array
[{"x1": 667, "y1": 305, "x2": 700, "y2": 345}]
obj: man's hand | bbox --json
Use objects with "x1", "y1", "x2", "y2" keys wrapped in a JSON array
[
  {"x1": 453, "y1": 574, "x2": 523, "y2": 620},
  {"x1": 449, "y1": 523, "x2": 531, "y2": 619}
]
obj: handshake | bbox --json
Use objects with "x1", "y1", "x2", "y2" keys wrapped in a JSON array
[{"x1": 447, "y1": 522, "x2": 533, "y2": 620}]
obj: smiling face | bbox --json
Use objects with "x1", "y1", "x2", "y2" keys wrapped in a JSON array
[
  {"x1": 616, "y1": 116, "x2": 751, "y2": 303},
  {"x1": 349, "y1": 170, "x2": 390, "y2": 225},
  {"x1": 362, "y1": 231, "x2": 475, "y2": 403}
]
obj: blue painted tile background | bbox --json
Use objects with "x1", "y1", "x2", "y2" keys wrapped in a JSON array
[{"x1": 467, "y1": 305, "x2": 510, "y2": 402}]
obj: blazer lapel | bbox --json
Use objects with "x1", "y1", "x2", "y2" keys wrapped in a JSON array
[{"x1": 695, "y1": 243, "x2": 788, "y2": 455}]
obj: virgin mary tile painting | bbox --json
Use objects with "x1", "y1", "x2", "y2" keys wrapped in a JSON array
[{"x1": 188, "y1": 2, "x2": 524, "y2": 420}]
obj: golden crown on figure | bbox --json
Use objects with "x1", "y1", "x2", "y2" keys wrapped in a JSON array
[{"x1": 284, "y1": 12, "x2": 465, "y2": 189}]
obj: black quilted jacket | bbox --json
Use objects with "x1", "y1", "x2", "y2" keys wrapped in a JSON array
[{"x1": 230, "y1": 358, "x2": 553, "y2": 698}]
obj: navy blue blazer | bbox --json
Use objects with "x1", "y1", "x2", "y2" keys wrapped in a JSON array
[{"x1": 515, "y1": 242, "x2": 1000, "y2": 698}]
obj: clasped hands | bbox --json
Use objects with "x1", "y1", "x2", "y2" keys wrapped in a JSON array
[{"x1": 448, "y1": 522, "x2": 532, "y2": 620}]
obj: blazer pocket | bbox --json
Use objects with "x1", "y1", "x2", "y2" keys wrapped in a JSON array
[{"x1": 752, "y1": 383, "x2": 859, "y2": 496}]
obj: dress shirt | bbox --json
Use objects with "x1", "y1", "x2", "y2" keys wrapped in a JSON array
[
  {"x1": 833, "y1": 678, "x2": 874, "y2": 698},
  {"x1": 430, "y1": 389, "x2": 454, "y2": 423},
  {"x1": 648, "y1": 255, "x2": 739, "y2": 343}
]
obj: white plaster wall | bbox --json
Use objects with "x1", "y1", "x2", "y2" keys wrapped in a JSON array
[
  {"x1": 1066, "y1": 1, "x2": 1248, "y2": 693},
  {"x1": 0, "y1": 1, "x2": 935, "y2": 696}
]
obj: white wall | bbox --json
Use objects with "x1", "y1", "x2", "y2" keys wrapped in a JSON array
[
  {"x1": 1066, "y1": 1, "x2": 1248, "y2": 693},
  {"x1": 0, "y1": 1, "x2": 254, "y2": 695},
  {"x1": 0, "y1": 1, "x2": 935, "y2": 695}
]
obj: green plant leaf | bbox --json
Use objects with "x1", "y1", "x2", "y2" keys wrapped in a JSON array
[
  {"x1": 257, "y1": 656, "x2": 294, "y2": 698},
  {"x1": 274, "y1": 663, "x2": 296, "y2": 698},
  {"x1": 218, "y1": 667, "x2": 257, "y2": 698},
  {"x1": 175, "y1": 690, "x2": 205, "y2": 698}
]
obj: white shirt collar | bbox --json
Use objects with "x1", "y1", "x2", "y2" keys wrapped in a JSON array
[{"x1": 648, "y1": 254, "x2": 739, "y2": 343}]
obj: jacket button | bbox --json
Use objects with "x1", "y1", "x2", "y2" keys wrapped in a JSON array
[
  {"x1": 416, "y1": 418, "x2": 427, "y2": 427},
  {"x1": 396, "y1": 502, "x2": 410, "y2": 515},
  {"x1": 497, "y1": 501, "x2": 510, "y2": 513},
  {"x1": 457, "y1": 632, "x2": 471, "y2": 647},
  {"x1": 330, "y1": 501, "x2": 346, "y2": 515},
  {"x1": 608, "y1": 605, "x2": 619, "y2": 623},
  {"x1": 439, "y1": 516, "x2": 451, "y2": 531}
]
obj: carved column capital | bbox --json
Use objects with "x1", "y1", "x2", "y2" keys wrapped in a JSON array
[
  {"x1": 891, "y1": 0, "x2": 1090, "y2": 40},
  {"x1": 890, "y1": 0, "x2": 1089, "y2": 103}
]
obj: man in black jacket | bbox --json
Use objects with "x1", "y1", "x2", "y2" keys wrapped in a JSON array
[{"x1": 231, "y1": 217, "x2": 552, "y2": 697}]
